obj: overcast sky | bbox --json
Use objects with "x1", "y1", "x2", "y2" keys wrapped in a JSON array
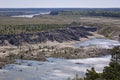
[{"x1": 0, "y1": 0, "x2": 120, "y2": 8}]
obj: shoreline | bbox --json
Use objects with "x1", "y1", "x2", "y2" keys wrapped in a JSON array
[
  {"x1": 0, "y1": 55, "x2": 111, "y2": 80},
  {"x1": 11, "y1": 12, "x2": 50, "y2": 18}
]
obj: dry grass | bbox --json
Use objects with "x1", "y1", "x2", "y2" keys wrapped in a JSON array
[
  {"x1": 0, "y1": 15, "x2": 120, "y2": 38},
  {"x1": 0, "y1": 15, "x2": 120, "y2": 27}
]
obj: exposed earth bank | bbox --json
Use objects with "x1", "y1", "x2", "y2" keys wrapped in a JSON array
[
  {"x1": 0, "y1": 26, "x2": 111, "y2": 68},
  {"x1": 0, "y1": 26, "x2": 97, "y2": 46}
]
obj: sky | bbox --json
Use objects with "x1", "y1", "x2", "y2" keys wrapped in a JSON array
[{"x1": 0, "y1": 0, "x2": 120, "y2": 8}]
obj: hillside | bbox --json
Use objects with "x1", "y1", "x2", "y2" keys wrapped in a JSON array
[{"x1": 0, "y1": 26, "x2": 96, "y2": 46}]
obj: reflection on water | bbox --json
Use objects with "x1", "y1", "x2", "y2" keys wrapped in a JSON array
[{"x1": 0, "y1": 55, "x2": 111, "y2": 80}]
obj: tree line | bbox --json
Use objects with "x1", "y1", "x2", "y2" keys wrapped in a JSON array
[
  {"x1": 50, "y1": 10, "x2": 120, "y2": 18},
  {"x1": 0, "y1": 24, "x2": 67, "y2": 35}
]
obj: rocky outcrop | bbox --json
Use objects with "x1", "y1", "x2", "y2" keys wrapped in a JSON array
[{"x1": 0, "y1": 26, "x2": 97, "y2": 46}]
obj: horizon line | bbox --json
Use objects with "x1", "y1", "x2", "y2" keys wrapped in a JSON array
[{"x1": 0, "y1": 7, "x2": 120, "y2": 9}]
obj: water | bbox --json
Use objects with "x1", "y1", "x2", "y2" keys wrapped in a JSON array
[
  {"x1": 11, "y1": 12, "x2": 50, "y2": 18},
  {"x1": 0, "y1": 55, "x2": 111, "y2": 80},
  {"x1": 74, "y1": 38, "x2": 120, "y2": 48},
  {"x1": 0, "y1": 38, "x2": 118, "y2": 80}
]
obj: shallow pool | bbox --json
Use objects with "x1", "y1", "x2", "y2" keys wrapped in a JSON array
[{"x1": 0, "y1": 55, "x2": 111, "y2": 80}]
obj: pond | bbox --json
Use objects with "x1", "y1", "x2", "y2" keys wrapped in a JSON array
[
  {"x1": 0, "y1": 55, "x2": 111, "y2": 80},
  {"x1": 74, "y1": 38, "x2": 120, "y2": 48},
  {"x1": 0, "y1": 38, "x2": 119, "y2": 80}
]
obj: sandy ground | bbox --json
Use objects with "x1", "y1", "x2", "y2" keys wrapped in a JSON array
[
  {"x1": 40, "y1": 32, "x2": 105, "y2": 48},
  {"x1": 0, "y1": 32, "x2": 105, "y2": 58}
]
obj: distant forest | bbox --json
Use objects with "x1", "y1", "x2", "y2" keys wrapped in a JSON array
[
  {"x1": 0, "y1": 8, "x2": 120, "y2": 35},
  {"x1": 50, "y1": 8, "x2": 120, "y2": 18},
  {"x1": 0, "y1": 8, "x2": 120, "y2": 17}
]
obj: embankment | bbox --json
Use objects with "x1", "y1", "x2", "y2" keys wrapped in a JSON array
[{"x1": 0, "y1": 26, "x2": 96, "y2": 46}]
